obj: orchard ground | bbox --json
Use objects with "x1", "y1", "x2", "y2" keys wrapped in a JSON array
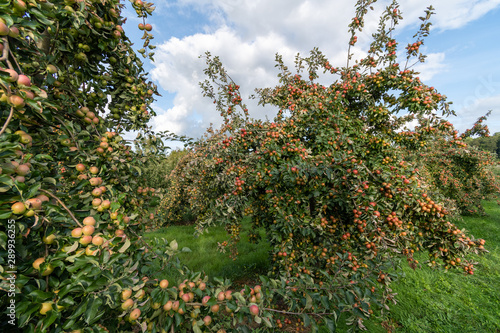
[{"x1": 145, "y1": 200, "x2": 500, "y2": 332}]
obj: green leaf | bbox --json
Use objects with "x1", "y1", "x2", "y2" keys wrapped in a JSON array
[
  {"x1": 262, "y1": 316, "x2": 273, "y2": 328},
  {"x1": 193, "y1": 324, "x2": 202, "y2": 333},
  {"x1": 0, "y1": 211, "x2": 11, "y2": 220},
  {"x1": 34, "y1": 154, "x2": 54, "y2": 161},
  {"x1": 0, "y1": 231, "x2": 6, "y2": 249},
  {"x1": 169, "y1": 240, "x2": 178, "y2": 251},
  {"x1": 303, "y1": 313, "x2": 311, "y2": 327},
  {"x1": 84, "y1": 296, "x2": 103, "y2": 324},
  {"x1": 28, "y1": 289, "x2": 53, "y2": 301},
  {"x1": 43, "y1": 177, "x2": 57, "y2": 185},
  {"x1": 324, "y1": 318, "x2": 336, "y2": 332},
  {"x1": 118, "y1": 238, "x2": 131, "y2": 253},
  {"x1": 305, "y1": 293, "x2": 313, "y2": 309},
  {"x1": 68, "y1": 297, "x2": 88, "y2": 319},
  {"x1": 43, "y1": 309, "x2": 59, "y2": 328}
]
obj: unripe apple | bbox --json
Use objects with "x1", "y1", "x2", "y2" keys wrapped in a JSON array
[
  {"x1": 249, "y1": 304, "x2": 259, "y2": 316},
  {"x1": 17, "y1": 74, "x2": 31, "y2": 87},
  {"x1": 110, "y1": 211, "x2": 118, "y2": 220},
  {"x1": 71, "y1": 227, "x2": 83, "y2": 238},
  {"x1": 101, "y1": 200, "x2": 111, "y2": 209},
  {"x1": 27, "y1": 198, "x2": 42, "y2": 210},
  {"x1": 159, "y1": 279, "x2": 169, "y2": 289},
  {"x1": 92, "y1": 236, "x2": 104, "y2": 246},
  {"x1": 89, "y1": 177, "x2": 101, "y2": 186},
  {"x1": 79, "y1": 235, "x2": 92, "y2": 246},
  {"x1": 85, "y1": 246, "x2": 97, "y2": 256},
  {"x1": 138, "y1": 23, "x2": 145, "y2": 30},
  {"x1": 91, "y1": 188, "x2": 102, "y2": 197},
  {"x1": 82, "y1": 225, "x2": 95, "y2": 236},
  {"x1": 9, "y1": 95, "x2": 25, "y2": 109},
  {"x1": 47, "y1": 64, "x2": 58, "y2": 74},
  {"x1": 129, "y1": 308, "x2": 141, "y2": 320},
  {"x1": 19, "y1": 133, "x2": 32, "y2": 145},
  {"x1": 3, "y1": 68, "x2": 18, "y2": 82},
  {"x1": 163, "y1": 300, "x2": 172, "y2": 311},
  {"x1": 11, "y1": 201, "x2": 26, "y2": 215},
  {"x1": 37, "y1": 194, "x2": 50, "y2": 203},
  {"x1": 33, "y1": 257, "x2": 45, "y2": 270},
  {"x1": 42, "y1": 264, "x2": 54, "y2": 276},
  {"x1": 121, "y1": 298, "x2": 134, "y2": 310},
  {"x1": 202, "y1": 296, "x2": 211, "y2": 306},
  {"x1": 91, "y1": 198, "x2": 102, "y2": 206},
  {"x1": 83, "y1": 216, "x2": 96, "y2": 226},
  {"x1": 13, "y1": 0, "x2": 27, "y2": 12},
  {"x1": 39, "y1": 302, "x2": 53, "y2": 315},
  {"x1": 135, "y1": 289, "x2": 146, "y2": 300},
  {"x1": 8, "y1": 26, "x2": 19, "y2": 38},
  {"x1": 181, "y1": 293, "x2": 190, "y2": 303},
  {"x1": 121, "y1": 289, "x2": 132, "y2": 300},
  {"x1": 43, "y1": 234, "x2": 56, "y2": 245},
  {"x1": 24, "y1": 209, "x2": 35, "y2": 217},
  {"x1": 89, "y1": 166, "x2": 99, "y2": 174},
  {"x1": 20, "y1": 89, "x2": 34, "y2": 100},
  {"x1": 15, "y1": 164, "x2": 30, "y2": 176},
  {"x1": 0, "y1": 22, "x2": 9, "y2": 35},
  {"x1": 115, "y1": 229, "x2": 125, "y2": 237}
]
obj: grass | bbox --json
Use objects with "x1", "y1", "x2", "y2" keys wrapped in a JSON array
[
  {"x1": 145, "y1": 201, "x2": 500, "y2": 332},
  {"x1": 380, "y1": 200, "x2": 500, "y2": 333},
  {"x1": 143, "y1": 217, "x2": 271, "y2": 284}
]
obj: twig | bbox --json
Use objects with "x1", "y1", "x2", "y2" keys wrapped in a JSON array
[
  {"x1": 40, "y1": 189, "x2": 83, "y2": 227},
  {"x1": 0, "y1": 106, "x2": 14, "y2": 136},
  {"x1": 263, "y1": 307, "x2": 337, "y2": 318},
  {"x1": 8, "y1": 46, "x2": 22, "y2": 73}
]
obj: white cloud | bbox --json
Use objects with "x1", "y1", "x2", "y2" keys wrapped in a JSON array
[
  {"x1": 411, "y1": 52, "x2": 447, "y2": 82},
  {"x1": 451, "y1": 93, "x2": 500, "y2": 134},
  {"x1": 147, "y1": 0, "x2": 500, "y2": 141}
]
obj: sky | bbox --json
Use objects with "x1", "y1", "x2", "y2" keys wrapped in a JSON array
[{"x1": 121, "y1": 0, "x2": 500, "y2": 148}]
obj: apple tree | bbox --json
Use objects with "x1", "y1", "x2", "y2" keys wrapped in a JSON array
[{"x1": 163, "y1": 1, "x2": 490, "y2": 330}]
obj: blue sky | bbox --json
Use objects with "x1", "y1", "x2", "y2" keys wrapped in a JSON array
[{"x1": 122, "y1": 0, "x2": 500, "y2": 146}]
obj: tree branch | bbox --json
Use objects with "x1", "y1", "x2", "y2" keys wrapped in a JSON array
[
  {"x1": 0, "y1": 106, "x2": 14, "y2": 136},
  {"x1": 40, "y1": 189, "x2": 83, "y2": 227}
]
